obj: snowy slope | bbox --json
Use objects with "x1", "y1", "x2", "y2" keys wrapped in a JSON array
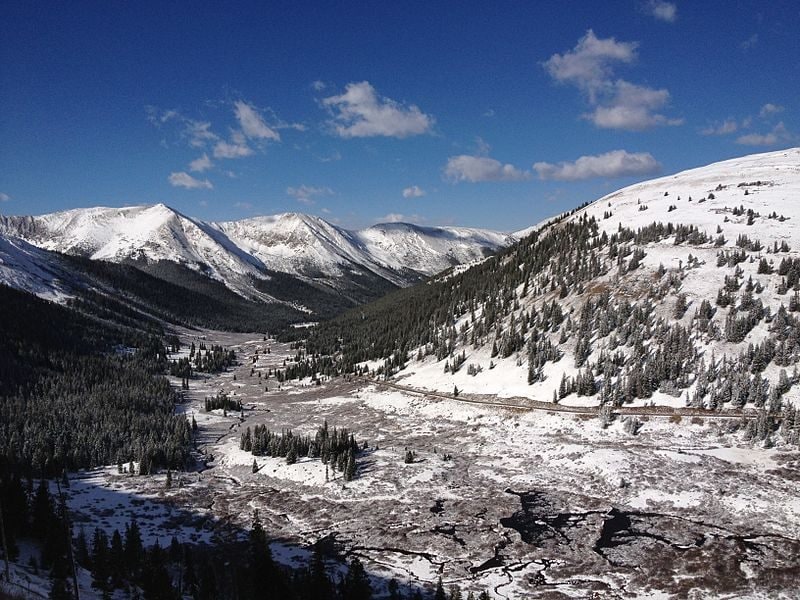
[
  {"x1": 0, "y1": 236, "x2": 74, "y2": 301},
  {"x1": 355, "y1": 222, "x2": 512, "y2": 277},
  {"x1": 216, "y1": 213, "x2": 393, "y2": 282},
  {"x1": 220, "y1": 214, "x2": 513, "y2": 286},
  {"x1": 351, "y1": 148, "x2": 800, "y2": 419},
  {"x1": 0, "y1": 206, "x2": 513, "y2": 297},
  {"x1": 580, "y1": 147, "x2": 800, "y2": 243}
]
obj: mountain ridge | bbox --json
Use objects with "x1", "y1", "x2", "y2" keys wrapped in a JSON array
[{"x1": 0, "y1": 205, "x2": 513, "y2": 297}]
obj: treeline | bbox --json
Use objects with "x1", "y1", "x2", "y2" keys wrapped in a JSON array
[
  {"x1": 187, "y1": 342, "x2": 237, "y2": 373},
  {"x1": 299, "y1": 214, "x2": 611, "y2": 369},
  {"x1": 241, "y1": 421, "x2": 362, "y2": 481},
  {"x1": 168, "y1": 343, "x2": 236, "y2": 387},
  {"x1": 0, "y1": 284, "x2": 193, "y2": 477},
  {"x1": 205, "y1": 392, "x2": 242, "y2": 414}
]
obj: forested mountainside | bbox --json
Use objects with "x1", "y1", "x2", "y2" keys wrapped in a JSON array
[
  {"x1": 0, "y1": 283, "x2": 192, "y2": 477},
  {"x1": 300, "y1": 149, "x2": 800, "y2": 443}
]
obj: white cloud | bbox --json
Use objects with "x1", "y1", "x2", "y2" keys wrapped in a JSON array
[
  {"x1": 645, "y1": 1, "x2": 677, "y2": 22},
  {"x1": 234, "y1": 201, "x2": 253, "y2": 209},
  {"x1": 533, "y1": 150, "x2": 661, "y2": 181},
  {"x1": 275, "y1": 121, "x2": 307, "y2": 132},
  {"x1": 701, "y1": 119, "x2": 739, "y2": 136},
  {"x1": 233, "y1": 100, "x2": 280, "y2": 141},
  {"x1": 402, "y1": 185, "x2": 426, "y2": 198},
  {"x1": 483, "y1": 108, "x2": 496, "y2": 118},
  {"x1": 145, "y1": 107, "x2": 221, "y2": 149},
  {"x1": 587, "y1": 81, "x2": 681, "y2": 131},
  {"x1": 311, "y1": 80, "x2": 326, "y2": 91},
  {"x1": 286, "y1": 185, "x2": 333, "y2": 205},
  {"x1": 444, "y1": 155, "x2": 530, "y2": 183},
  {"x1": 0, "y1": 192, "x2": 10, "y2": 202},
  {"x1": 185, "y1": 120, "x2": 219, "y2": 148},
  {"x1": 736, "y1": 122, "x2": 792, "y2": 146},
  {"x1": 759, "y1": 103, "x2": 784, "y2": 118},
  {"x1": 544, "y1": 31, "x2": 679, "y2": 131},
  {"x1": 323, "y1": 81, "x2": 434, "y2": 138},
  {"x1": 319, "y1": 150, "x2": 342, "y2": 163},
  {"x1": 189, "y1": 153, "x2": 213, "y2": 172},
  {"x1": 168, "y1": 171, "x2": 213, "y2": 190},
  {"x1": 379, "y1": 213, "x2": 426, "y2": 224},
  {"x1": 736, "y1": 132, "x2": 779, "y2": 146},
  {"x1": 213, "y1": 132, "x2": 253, "y2": 159},
  {"x1": 160, "y1": 109, "x2": 180, "y2": 122},
  {"x1": 146, "y1": 106, "x2": 181, "y2": 125},
  {"x1": 474, "y1": 136, "x2": 492, "y2": 156},
  {"x1": 543, "y1": 30, "x2": 638, "y2": 98},
  {"x1": 740, "y1": 34, "x2": 758, "y2": 50}
]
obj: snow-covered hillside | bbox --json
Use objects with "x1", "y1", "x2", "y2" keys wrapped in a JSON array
[
  {"x1": 0, "y1": 236, "x2": 73, "y2": 301},
  {"x1": 312, "y1": 148, "x2": 800, "y2": 434},
  {"x1": 0, "y1": 205, "x2": 512, "y2": 298},
  {"x1": 583, "y1": 147, "x2": 800, "y2": 243},
  {"x1": 355, "y1": 222, "x2": 511, "y2": 279}
]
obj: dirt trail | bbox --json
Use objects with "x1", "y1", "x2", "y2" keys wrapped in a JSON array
[{"x1": 363, "y1": 376, "x2": 782, "y2": 421}]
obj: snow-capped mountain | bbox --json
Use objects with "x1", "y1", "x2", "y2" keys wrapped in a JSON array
[
  {"x1": 355, "y1": 222, "x2": 511, "y2": 278},
  {"x1": 0, "y1": 204, "x2": 269, "y2": 298},
  {"x1": 0, "y1": 205, "x2": 513, "y2": 302},
  {"x1": 218, "y1": 213, "x2": 512, "y2": 286},
  {"x1": 309, "y1": 148, "x2": 800, "y2": 423}
]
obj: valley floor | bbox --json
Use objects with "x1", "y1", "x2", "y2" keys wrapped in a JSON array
[{"x1": 23, "y1": 330, "x2": 799, "y2": 599}]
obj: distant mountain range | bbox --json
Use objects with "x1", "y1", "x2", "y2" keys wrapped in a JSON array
[{"x1": 0, "y1": 206, "x2": 514, "y2": 329}]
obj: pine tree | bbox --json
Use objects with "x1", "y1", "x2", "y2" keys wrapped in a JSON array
[
  {"x1": 345, "y1": 448, "x2": 356, "y2": 482},
  {"x1": 386, "y1": 579, "x2": 403, "y2": 600},
  {"x1": 448, "y1": 585, "x2": 464, "y2": 600},
  {"x1": 434, "y1": 578, "x2": 447, "y2": 600},
  {"x1": 31, "y1": 479, "x2": 53, "y2": 542},
  {"x1": 124, "y1": 519, "x2": 143, "y2": 574},
  {"x1": 91, "y1": 528, "x2": 109, "y2": 590},
  {"x1": 74, "y1": 527, "x2": 89, "y2": 568},
  {"x1": 307, "y1": 545, "x2": 334, "y2": 599},
  {"x1": 247, "y1": 510, "x2": 281, "y2": 599},
  {"x1": 341, "y1": 556, "x2": 372, "y2": 600},
  {"x1": 141, "y1": 540, "x2": 175, "y2": 600},
  {"x1": 109, "y1": 529, "x2": 125, "y2": 588}
]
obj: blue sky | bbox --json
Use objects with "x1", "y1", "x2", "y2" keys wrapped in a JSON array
[{"x1": 1, "y1": 0, "x2": 798, "y2": 231}]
